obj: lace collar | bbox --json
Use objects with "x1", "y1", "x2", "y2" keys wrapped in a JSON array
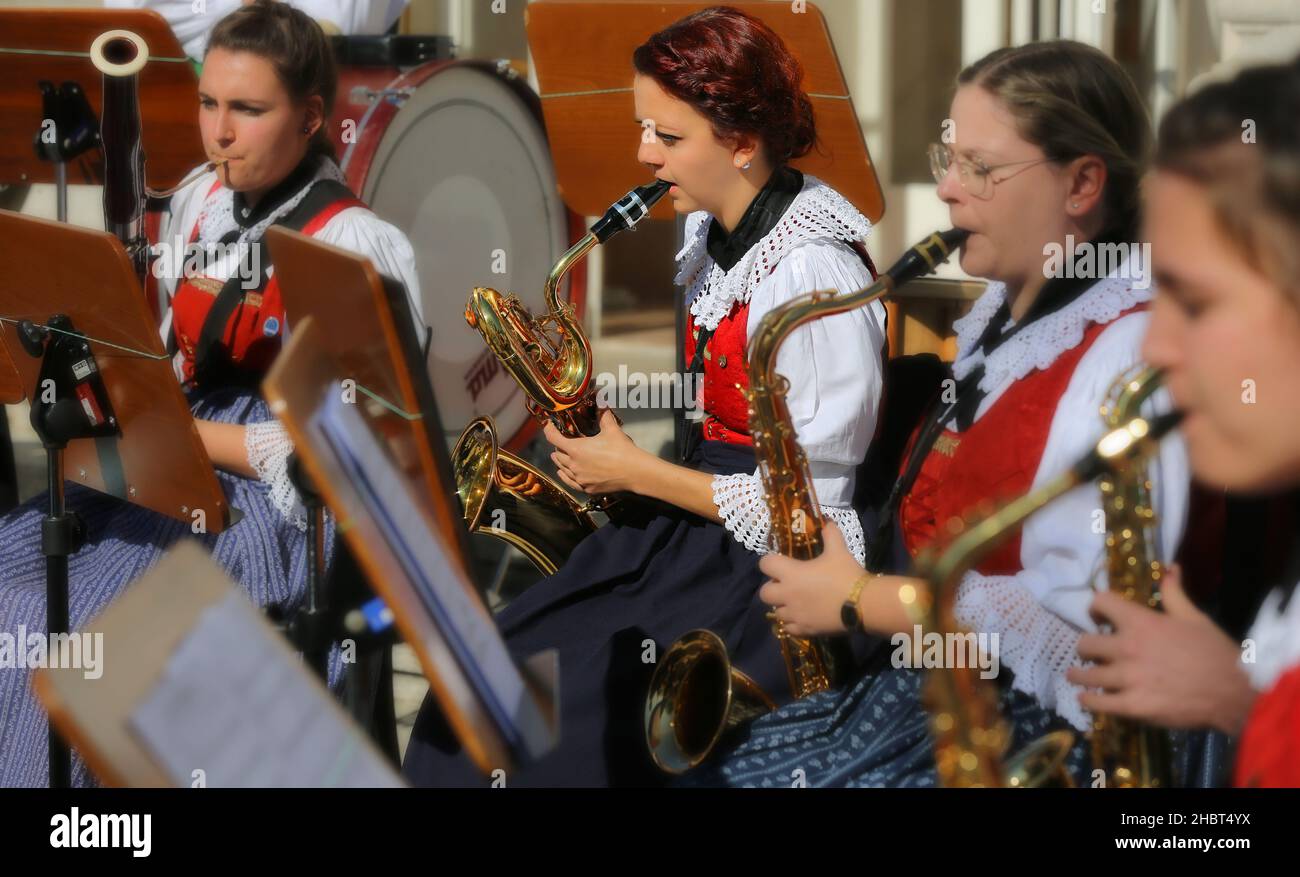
[
  {"x1": 951, "y1": 271, "x2": 1152, "y2": 393},
  {"x1": 675, "y1": 174, "x2": 873, "y2": 331},
  {"x1": 706, "y1": 166, "x2": 803, "y2": 271},
  {"x1": 197, "y1": 155, "x2": 349, "y2": 246},
  {"x1": 1245, "y1": 583, "x2": 1300, "y2": 691}
]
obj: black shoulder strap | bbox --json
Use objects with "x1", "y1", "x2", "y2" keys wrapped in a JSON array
[
  {"x1": 865, "y1": 368, "x2": 980, "y2": 569},
  {"x1": 191, "y1": 179, "x2": 356, "y2": 389}
]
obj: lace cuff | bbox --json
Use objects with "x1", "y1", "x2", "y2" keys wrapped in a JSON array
[
  {"x1": 953, "y1": 571, "x2": 1091, "y2": 732},
  {"x1": 244, "y1": 419, "x2": 307, "y2": 532},
  {"x1": 711, "y1": 471, "x2": 867, "y2": 565}
]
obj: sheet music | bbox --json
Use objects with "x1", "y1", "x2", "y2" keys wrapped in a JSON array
[
  {"x1": 313, "y1": 387, "x2": 553, "y2": 760},
  {"x1": 129, "y1": 591, "x2": 404, "y2": 788}
]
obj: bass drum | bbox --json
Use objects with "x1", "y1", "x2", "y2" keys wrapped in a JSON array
[{"x1": 340, "y1": 58, "x2": 584, "y2": 453}]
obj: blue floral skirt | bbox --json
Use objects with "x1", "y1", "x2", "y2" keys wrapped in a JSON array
[
  {"x1": 679, "y1": 667, "x2": 1094, "y2": 788},
  {"x1": 0, "y1": 388, "x2": 331, "y2": 787}
]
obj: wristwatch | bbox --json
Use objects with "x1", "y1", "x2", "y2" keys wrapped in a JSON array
[{"x1": 841, "y1": 572, "x2": 876, "y2": 632}]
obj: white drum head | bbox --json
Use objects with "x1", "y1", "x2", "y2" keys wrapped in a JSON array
[{"x1": 356, "y1": 64, "x2": 572, "y2": 449}]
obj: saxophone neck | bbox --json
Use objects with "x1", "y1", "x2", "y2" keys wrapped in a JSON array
[
  {"x1": 540, "y1": 180, "x2": 670, "y2": 311},
  {"x1": 543, "y1": 232, "x2": 597, "y2": 312}
]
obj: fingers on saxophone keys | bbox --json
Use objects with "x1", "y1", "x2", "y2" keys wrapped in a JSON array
[{"x1": 1075, "y1": 631, "x2": 1126, "y2": 663}]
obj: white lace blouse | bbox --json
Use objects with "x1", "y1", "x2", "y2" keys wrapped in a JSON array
[
  {"x1": 947, "y1": 272, "x2": 1191, "y2": 732},
  {"x1": 675, "y1": 175, "x2": 888, "y2": 566}
]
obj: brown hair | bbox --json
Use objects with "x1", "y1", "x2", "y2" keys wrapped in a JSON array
[
  {"x1": 958, "y1": 40, "x2": 1151, "y2": 234},
  {"x1": 206, "y1": 0, "x2": 338, "y2": 162},
  {"x1": 1154, "y1": 55, "x2": 1300, "y2": 301}
]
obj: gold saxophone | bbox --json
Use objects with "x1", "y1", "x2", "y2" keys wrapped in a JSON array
[
  {"x1": 451, "y1": 181, "x2": 669, "y2": 571},
  {"x1": 464, "y1": 180, "x2": 670, "y2": 437},
  {"x1": 1090, "y1": 366, "x2": 1175, "y2": 787},
  {"x1": 644, "y1": 229, "x2": 970, "y2": 774},
  {"x1": 451, "y1": 417, "x2": 597, "y2": 576},
  {"x1": 907, "y1": 395, "x2": 1183, "y2": 787}
]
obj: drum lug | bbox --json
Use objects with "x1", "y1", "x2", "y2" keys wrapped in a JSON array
[
  {"x1": 495, "y1": 59, "x2": 521, "y2": 81},
  {"x1": 348, "y1": 85, "x2": 415, "y2": 107}
]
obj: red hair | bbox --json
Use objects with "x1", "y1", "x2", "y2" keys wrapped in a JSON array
[{"x1": 633, "y1": 5, "x2": 816, "y2": 165}]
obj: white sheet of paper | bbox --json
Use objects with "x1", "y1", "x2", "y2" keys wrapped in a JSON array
[
  {"x1": 312, "y1": 388, "x2": 551, "y2": 759},
  {"x1": 129, "y1": 591, "x2": 404, "y2": 788}
]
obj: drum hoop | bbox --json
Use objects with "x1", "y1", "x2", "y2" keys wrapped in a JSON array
[
  {"x1": 341, "y1": 58, "x2": 586, "y2": 454},
  {"x1": 343, "y1": 59, "x2": 543, "y2": 196}
]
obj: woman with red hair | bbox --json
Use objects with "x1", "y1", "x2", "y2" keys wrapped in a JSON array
[{"x1": 404, "y1": 6, "x2": 887, "y2": 787}]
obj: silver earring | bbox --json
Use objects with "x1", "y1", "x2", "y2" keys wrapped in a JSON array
[
  {"x1": 1071, "y1": 202, "x2": 1079, "y2": 209},
  {"x1": 742, "y1": 161, "x2": 751, "y2": 170}
]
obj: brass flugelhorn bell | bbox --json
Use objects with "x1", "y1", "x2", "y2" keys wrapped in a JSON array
[
  {"x1": 452, "y1": 416, "x2": 597, "y2": 576},
  {"x1": 644, "y1": 630, "x2": 776, "y2": 774}
]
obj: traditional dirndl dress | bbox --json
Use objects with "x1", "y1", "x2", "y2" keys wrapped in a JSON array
[
  {"x1": 681, "y1": 268, "x2": 1195, "y2": 788},
  {"x1": 403, "y1": 171, "x2": 887, "y2": 787},
  {"x1": 0, "y1": 155, "x2": 420, "y2": 786}
]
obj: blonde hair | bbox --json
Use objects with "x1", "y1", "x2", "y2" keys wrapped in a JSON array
[{"x1": 959, "y1": 41, "x2": 1151, "y2": 234}]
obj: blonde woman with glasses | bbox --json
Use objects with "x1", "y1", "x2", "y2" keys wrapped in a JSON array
[{"x1": 682, "y1": 40, "x2": 1192, "y2": 788}]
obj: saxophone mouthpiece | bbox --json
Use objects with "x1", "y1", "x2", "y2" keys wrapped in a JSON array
[
  {"x1": 590, "y1": 179, "x2": 672, "y2": 243},
  {"x1": 936, "y1": 227, "x2": 971, "y2": 252},
  {"x1": 881, "y1": 228, "x2": 971, "y2": 287}
]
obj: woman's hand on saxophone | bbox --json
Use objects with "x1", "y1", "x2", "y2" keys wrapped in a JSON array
[
  {"x1": 545, "y1": 407, "x2": 643, "y2": 496},
  {"x1": 1068, "y1": 564, "x2": 1257, "y2": 735},
  {"x1": 760, "y1": 521, "x2": 919, "y2": 637}
]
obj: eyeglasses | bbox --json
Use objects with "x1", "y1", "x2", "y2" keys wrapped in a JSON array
[{"x1": 928, "y1": 143, "x2": 1054, "y2": 199}]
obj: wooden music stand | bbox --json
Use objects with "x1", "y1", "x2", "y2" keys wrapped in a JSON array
[
  {"x1": 263, "y1": 317, "x2": 558, "y2": 775},
  {"x1": 0, "y1": 209, "x2": 229, "y2": 531},
  {"x1": 33, "y1": 541, "x2": 404, "y2": 787},
  {"x1": 887, "y1": 277, "x2": 985, "y2": 362},
  {"x1": 0, "y1": 8, "x2": 202, "y2": 188},
  {"x1": 525, "y1": 1, "x2": 885, "y2": 222},
  {"x1": 0, "y1": 334, "x2": 20, "y2": 406},
  {"x1": 264, "y1": 225, "x2": 472, "y2": 566}
]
